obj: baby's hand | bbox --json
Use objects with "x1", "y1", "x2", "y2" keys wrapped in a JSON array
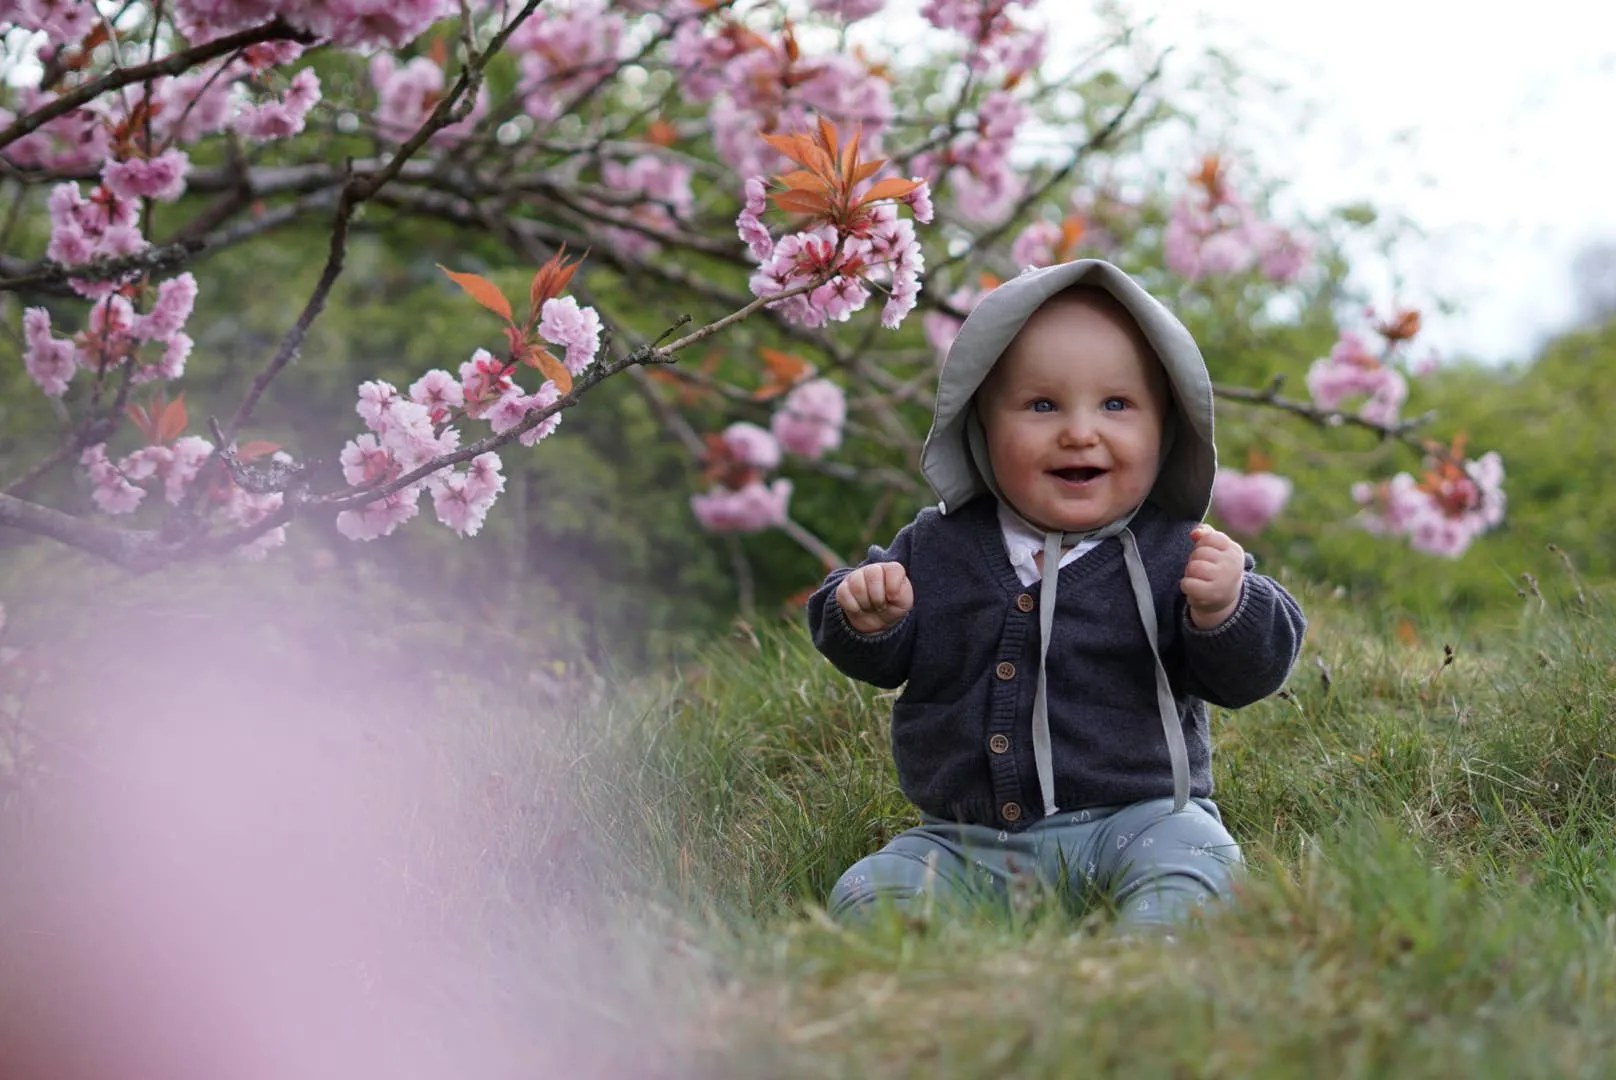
[
  {"x1": 1181, "y1": 525, "x2": 1245, "y2": 629},
  {"x1": 835, "y1": 562, "x2": 914, "y2": 635}
]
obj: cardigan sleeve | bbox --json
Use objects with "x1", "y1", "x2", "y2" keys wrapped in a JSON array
[
  {"x1": 805, "y1": 520, "x2": 918, "y2": 690},
  {"x1": 1176, "y1": 554, "x2": 1307, "y2": 708}
]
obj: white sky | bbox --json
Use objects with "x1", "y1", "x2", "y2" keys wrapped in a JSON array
[{"x1": 863, "y1": 0, "x2": 1616, "y2": 365}]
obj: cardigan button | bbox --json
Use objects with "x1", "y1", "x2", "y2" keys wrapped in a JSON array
[
  {"x1": 995, "y1": 661, "x2": 1016, "y2": 680},
  {"x1": 988, "y1": 734, "x2": 1011, "y2": 754},
  {"x1": 1016, "y1": 592, "x2": 1035, "y2": 613},
  {"x1": 1001, "y1": 801, "x2": 1023, "y2": 822}
]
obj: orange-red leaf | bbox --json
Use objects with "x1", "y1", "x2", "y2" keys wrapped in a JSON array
[
  {"x1": 769, "y1": 190, "x2": 833, "y2": 215},
  {"x1": 646, "y1": 118, "x2": 678, "y2": 146},
  {"x1": 157, "y1": 393, "x2": 188, "y2": 444},
  {"x1": 851, "y1": 159, "x2": 884, "y2": 185},
  {"x1": 1246, "y1": 447, "x2": 1273, "y2": 473},
  {"x1": 780, "y1": 169, "x2": 824, "y2": 193},
  {"x1": 857, "y1": 176, "x2": 921, "y2": 206},
  {"x1": 759, "y1": 347, "x2": 811, "y2": 385},
  {"x1": 530, "y1": 347, "x2": 573, "y2": 395},
  {"x1": 762, "y1": 131, "x2": 816, "y2": 169},
  {"x1": 238, "y1": 440, "x2": 282, "y2": 462},
  {"x1": 439, "y1": 265, "x2": 514, "y2": 323},
  {"x1": 839, "y1": 125, "x2": 862, "y2": 181},
  {"x1": 817, "y1": 115, "x2": 839, "y2": 156},
  {"x1": 124, "y1": 401, "x2": 155, "y2": 442}
]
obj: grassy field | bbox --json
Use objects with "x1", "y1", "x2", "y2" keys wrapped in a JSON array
[{"x1": 3, "y1": 558, "x2": 1616, "y2": 1077}]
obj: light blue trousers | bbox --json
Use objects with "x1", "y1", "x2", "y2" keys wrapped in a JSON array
[{"x1": 828, "y1": 797, "x2": 1243, "y2": 930}]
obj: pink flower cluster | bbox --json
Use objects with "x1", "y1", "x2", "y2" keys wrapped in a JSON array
[
  {"x1": 234, "y1": 68, "x2": 322, "y2": 141},
  {"x1": 598, "y1": 154, "x2": 696, "y2": 258},
  {"x1": 1352, "y1": 452, "x2": 1506, "y2": 558},
  {"x1": 738, "y1": 183, "x2": 931, "y2": 331},
  {"x1": 809, "y1": 0, "x2": 888, "y2": 20},
  {"x1": 0, "y1": 87, "x2": 109, "y2": 172},
  {"x1": 333, "y1": 294, "x2": 599, "y2": 542},
  {"x1": 912, "y1": 91, "x2": 1028, "y2": 225},
  {"x1": 23, "y1": 275, "x2": 197, "y2": 397},
  {"x1": 168, "y1": 0, "x2": 456, "y2": 49},
  {"x1": 7, "y1": 0, "x2": 99, "y2": 43},
  {"x1": 771, "y1": 377, "x2": 846, "y2": 460},
  {"x1": 922, "y1": 280, "x2": 992, "y2": 361},
  {"x1": 1211, "y1": 468, "x2": 1293, "y2": 535},
  {"x1": 46, "y1": 184, "x2": 147, "y2": 298},
  {"x1": 1305, "y1": 331, "x2": 1409, "y2": 426},
  {"x1": 80, "y1": 438, "x2": 288, "y2": 558},
  {"x1": 510, "y1": 0, "x2": 627, "y2": 124},
  {"x1": 670, "y1": 27, "x2": 893, "y2": 178},
  {"x1": 691, "y1": 479, "x2": 793, "y2": 534},
  {"x1": 920, "y1": 0, "x2": 1046, "y2": 78},
  {"x1": 689, "y1": 381, "x2": 849, "y2": 534},
  {"x1": 1163, "y1": 169, "x2": 1311, "y2": 284}
]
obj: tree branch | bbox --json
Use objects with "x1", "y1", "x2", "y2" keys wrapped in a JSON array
[{"x1": 0, "y1": 19, "x2": 315, "y2": 152}]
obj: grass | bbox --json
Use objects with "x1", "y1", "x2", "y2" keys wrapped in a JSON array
[{"x1": 3, "y1": 560, "x2": 1616, "y2": 1076}]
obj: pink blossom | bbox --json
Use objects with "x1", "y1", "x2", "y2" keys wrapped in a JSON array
[
  {"x1": 378, "y1": 398, "x2": 455, "y2": 468},
  {"x1": 81, "y1": 444, "x2": 146, "y2": 515},
  {"x1": 162, "y1": 437, "x2": 213, "y2": 504},
  {"x1": 102, "y1": 150, "x2": 191, "y2": 203},
  {"x1": 301, "y1": 0, "x2": 457, "y2": 50},
  {"x1": 22, "y1": 308, "x2": 77, "y2": 398},
  {"x1": 771, "y1": 378, "x2": 845, "y2": 460},
  {"x1": 136, "y1": 333, "x2": 193, "y2": 385},
  {"x1": 1012, "y1": 220, "x2": 1062, "y2": 270},
  {"x1": 599, "y1": 154, "x2": 696, "y2": 256},
  {"x1": 46, "y1": 182, "x2": 147, "y2": 296},
  {"x1": 722, "y1": 422, "x2": 781, "y2": 470},
  {"x1": 335, "y1": 489, "x2": 423, "y2": 542},
  {"x1": 431, "y1": 453, "x2": 505, "y2": 536},
  {"x1": 511, "y1": 1, "x2": 626, "y2": 123},
  {"x1": 9, "y1": 0, "x2": 99, "y2": 44},
  {"x1": 691, "y1": 479, "x2": 793, "y2": 533},
  {"x1": 517, "y1": 380, "x2": 563, "y2": 447},
  {"x1": 1211, "y1": 469, "x2": 1293, "y2": 535},
  {"x1": 1352, "y1": 451, "x2": 1507, "y2": 558},
  {"x1": 409, "y1": 369, "x2": 465, "y2": 416},
  {"x1": 132, "y1": 274, "x2": 199, "y2": 343},
  {"x1": 737, "y1": 177, "x2": 775, "y2": 261},
  {"x1": 1305, "y1": 332, "x2": 1408, "y2": 425},
  {"x1": 537, "y1": 296, "x2": 602, "y2": 375},
  {"x1": 902, "y1": 182, "x2": 935, "y2": 224},
  {"x1": 809, "y1": 0, "x2": 887, "y2": 20},
  {"x1": 234, "y1": 69, "x2": 321, "y2": 141},
  {"x1": 340, "y1": 434, "x2": 396, "y2": 487},
  {"x1": 459, "y1": 349, "x2": 513, "y2": 417},
  {"x1": 355, "y1": 380, "x2": 402, "y2": 433},
  {"x1": 153, "y1": 65, "x2": 241, "y2": 144},
  {"x1": 484, "y1": 387, "x2": 535, "y2": 436}
]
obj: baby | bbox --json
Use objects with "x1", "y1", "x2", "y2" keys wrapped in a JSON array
[{"x1": 806, "y1": 259, "x2": 1306, "y2": 931}]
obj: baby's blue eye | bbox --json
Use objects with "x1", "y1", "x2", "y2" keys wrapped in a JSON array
[
  {"x1": 1029, "y1": 399, "x2": 1055, "y2": 413},
  {"x1": 1103, "y1": 397, "x2": 1128, "y2": 412}
]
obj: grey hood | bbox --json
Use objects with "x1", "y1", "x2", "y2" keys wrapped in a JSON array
[{"x1": 920, "y1": 259, "x2": 1216, "y2": 524}]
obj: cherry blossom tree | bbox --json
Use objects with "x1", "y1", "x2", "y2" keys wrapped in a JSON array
[{"x1": 0, "y1": 0, "x2": 1507, "y2": 586}]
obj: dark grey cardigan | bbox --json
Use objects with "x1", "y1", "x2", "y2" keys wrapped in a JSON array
[{"x1": 806, "y1": 496, "x2": 1306, "y2": 830}]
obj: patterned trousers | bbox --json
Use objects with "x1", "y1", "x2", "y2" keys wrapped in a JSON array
[{"x1": 828, "y1": 797, "x2": 1243, "y2": 930}]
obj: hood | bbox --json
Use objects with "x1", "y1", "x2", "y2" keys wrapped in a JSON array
[{"x1": 920, "y1": 259, "x2": 1216, "y2": 523}]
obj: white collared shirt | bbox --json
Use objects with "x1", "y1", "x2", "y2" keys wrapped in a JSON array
[{"x1": 996, "y1": 500, "x2": 1100, "y2": 587}]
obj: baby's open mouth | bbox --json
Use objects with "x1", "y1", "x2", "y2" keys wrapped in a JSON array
[{"x1": 1051, "y1": 467, "x2": 1105, "y2": 483}]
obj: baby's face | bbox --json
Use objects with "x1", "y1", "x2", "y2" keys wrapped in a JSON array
[{"x1": 976, "y1": 297, "x2": 1166, "y2": 534}]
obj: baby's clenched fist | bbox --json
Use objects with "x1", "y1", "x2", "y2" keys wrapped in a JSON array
[{"x1": 835, "y1": 561, "x2": 914, "y2": 635}]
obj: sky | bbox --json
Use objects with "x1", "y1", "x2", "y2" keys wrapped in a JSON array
[{"x1": 865, "y1": 0, "x2": 1616, "y2": 365}]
